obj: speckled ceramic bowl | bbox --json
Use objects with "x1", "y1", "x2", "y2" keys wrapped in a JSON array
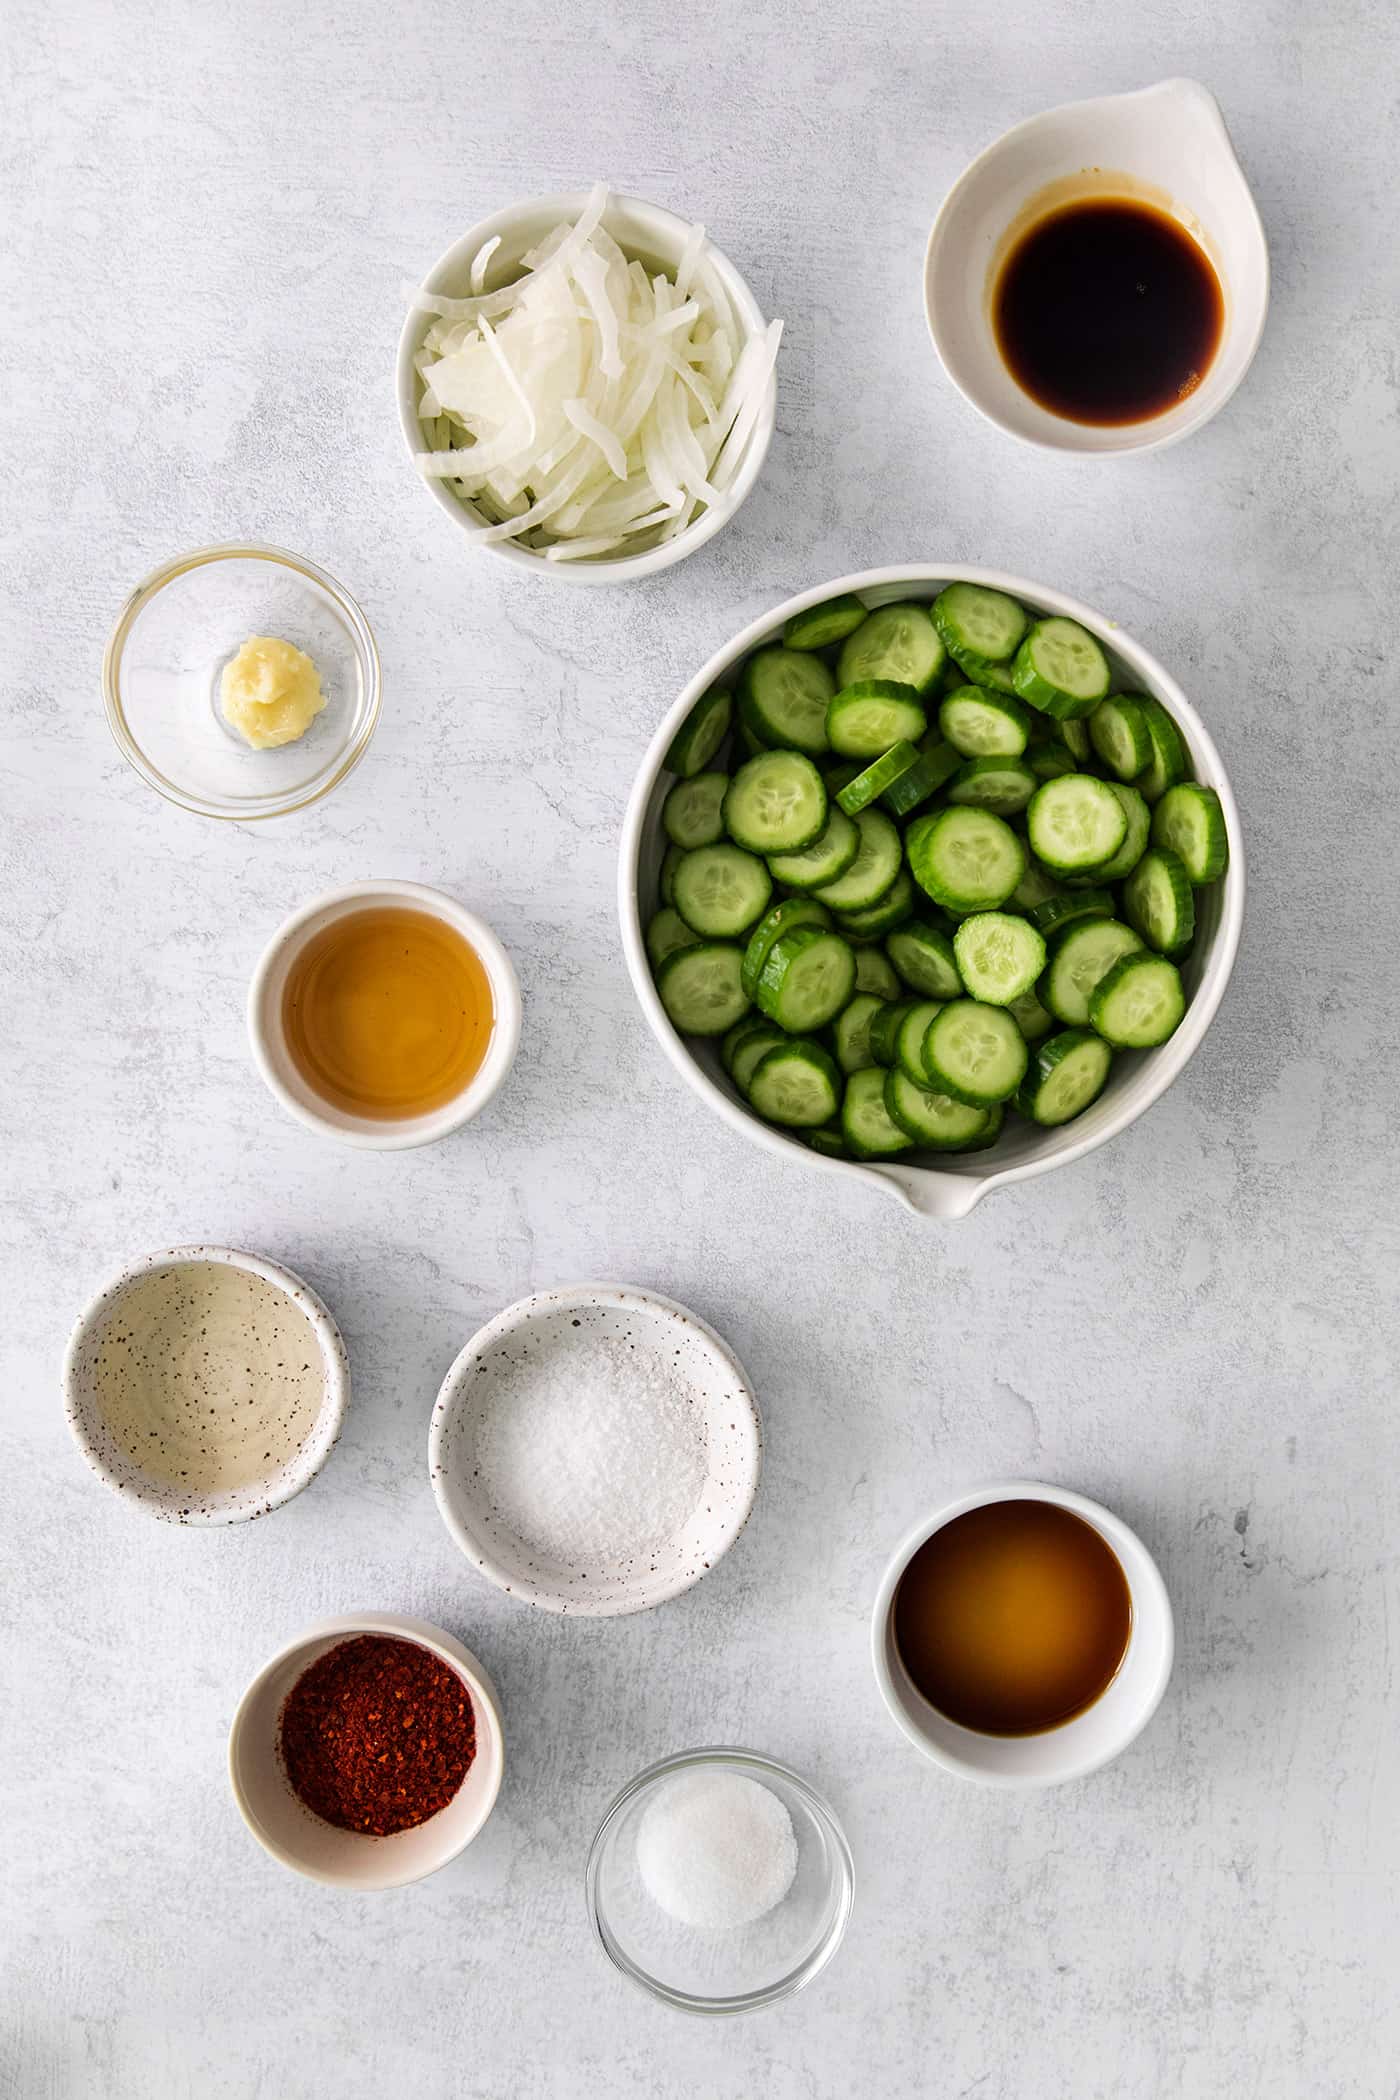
[
  {"x1": 429, "y1": 1284, "x2": 761, "y2": 1616},
  {"x1": 62, "y1": 1245, "x2": 349, "y2": 1525}
]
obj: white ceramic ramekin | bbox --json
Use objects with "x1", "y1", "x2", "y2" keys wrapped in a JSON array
[
  {"x1": 228, "y1": 1612, "x2": 505, "y2": 1889},
  {"x1": 396, "y1": 189, "x2": 777, "y2": 582},
  {"x1": 871, "y1": 1481, "x2": 1173, "y2": 1786},
  {"x1": 925, "y1": 79, "x2": 1269, "y2": 455},
  {"x1": 247, "y1": 880, "x2": 521, "y2": 1150},
  {"x1": 619, "y1": 563, "x2": 1245, "y2": 1221},
  {"x1": 62, "y1": 1244, "x2": 349, "y2": 1525}
]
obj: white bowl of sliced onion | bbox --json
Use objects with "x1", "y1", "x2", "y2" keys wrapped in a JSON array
[{"x1": 397, "y1": 186, "x2": 782, "y2": 582}]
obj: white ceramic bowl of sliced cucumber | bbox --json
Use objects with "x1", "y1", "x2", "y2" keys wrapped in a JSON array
[{"x1": 618, "y1": 565, "x2": 1243, "y2": 1219}]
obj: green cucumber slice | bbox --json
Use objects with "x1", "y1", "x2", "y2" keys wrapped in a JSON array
[
  {"x1": 833, "y1": 993, "x2": 883, "y2": 1073},
  {"x1": 730, "y1": 1024, "x2": 788, "y2": 1094},
  {"x1": 724, "y1": 750, "x2": 827, "y2": 854},
  {"x1": 894, "y1": 1000, "x2": 946, "y2": 1084},
  {"x1": 1007, "y1": 985, "x2": 1054, "y2": 1042},
  {"x1": 664, "y1": 687, "x2": 732, "y2": 778},
  {"x1": 1122, "y1": 846, "x2": 1196, "y2": 955},
  {"x1": 883, "y1": 1069, "x2": 990, "y2": 1148},
  {"x1": 885, "y1": 919, "x2": 962, "y2": 1000},
  {"x1": 812, "y1": 807, "x2": 903, "y2": 912},
  {"x1": 826, "y1": 681, "x2": 928, "y2": 759},
  {"x1": 765, "y1": 806, "x2": 859, "y2": 891},
  {"x1": 836, "y1": 740, "x2": 922, "y2": 815},
  {"x1": 932, "y1": 583, "x2": 1027, "y2": 680},
  {"x1": 1016, "y1": 1028, "x2": 1114, "y2": 1125},
  {"x1": 1057, "y1": 718, "x2": 1092, "y2": 762},
  {"x1": 1010, "y1": 859, "x2": 1062, "y2": 912},
  {"x1": 939, "y1": 685, "x2": 1032, "y2": 758},
  {"x1": 1151, "y1": 784, "x2": 1229, "y2": 884},
  {"x1": 656, "y1": 942, "x2": 749, "y2": 1035},
  {"x1": 1079, "y1": 783, "x2": 1150, "y2": 883},
  {"x1": 952, "y1": 913, "x2": 1048, "y2": 1005},
  {"x1": 853, "y1": 946, "x2": 901, "y2": 1000},
  {"x1": 921, "y1": 998, "x2": 1029, "y2": 1106},
  {"x1": 837, "y1": 603, "x2": 945, "y2": 693},
  {"x1": 662, "y1": 770, "x2": 729, "y2": 848},
  {"x1": 1027, "y1": 888, "x2": 1114, "y2": 936},
  {"x1": 1042, "y1": 919, "x2": 1145, "y2": 1027},
  {"x1": 906, "y1": 807, "x2": 1026, "y2": 912},
  {"x1": 869, "y1": 999, "x2": 915, "y2": 1067},
  {"x1": 1089, "y1": 694, "x2": 1152, "y2": 780},
  {"x1": 1027, "y1": 775, "x2": 1128, "y2": 872},
  {"x1": 1027, "y1": 745, "x2": 1079, "y2": 781},
  {"x1": 804, "y1": 1126, "x2": 850, "y2": 1159},
  {"x1": 1132, "y1": 697, "x2": 1190, "y2": 802},
  {"x1": 1089, "y1": 953, "x2": 1186, "y2": 1048},
  {"x1": 1012, "y1": 617, "x2": 1111, "y2": 719},
  {"x1": 747, "y1": 1039, "x2": 842, "y2": 1126},
  {"x1": 946, "y1": 755, "x2": 1038, "y2": 815},
  {"x1": 832, "y1": 868, "x2": 915, "y2": 939},
  {"x1": 783, "y1": 593, "x2": 867, "y2": 651},
  {"x1": 841, "y1": 1065, "x2": 914, "y2": 1157},
  {"x1": 755, "y1": 927, "x2": 857, "y2": 1031},
  {"x1": 660, "y1": 843, "x2": 683, "y2": 907},
  {"x1": 881, "y1": 738, "x2": 961, "y2": 817},
  {"x1": 646, "y1": 907, "x2": 701, "y2": 969},
  {"x1": 672, "y1": 843, "x2": 772, "y2": 938},
  {"x1": 738, "y1": 648, "x2": 835, "y2": 756},
  {"x1": 741, "y1": 898, "x2": 832, "y2": 999}
]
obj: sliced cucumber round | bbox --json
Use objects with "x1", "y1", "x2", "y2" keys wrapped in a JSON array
[
  {"x1": 724, "y1": 750, "x2": 827, "y2": 854},
  {"x1": 853, "y1": 946, "x2": 901, "y2": 1001},
  {"x1": 922, "y1": 999, "x2": 1029, "y2": 1106},
  {"x1": 884, "y1": 1068, "x2": 990, "y2": 1148},
  {"x1": 783, "y1": 593, "x2": 867, "y2": 652},
  {"x1": 1089, "y1": 953, "x2": 1186, "y2": 1048},
  {"x1": 1027, "y1": 745, "x2": 1079, "y2": 781},
  {"x1": 766, "y1": 806, "x2": 859, "y2": 891},
  {"x1": 894, "y1": 1000, "x2": 946, "y2": 1085},
  {"x1": 1123, "y1": 846, "x2": 1196, "y2": 955},
  {"x1": 1012, "y1": 617, "x2": 1111, "y2": 719},
  {"x1": 738, "y1": 648, "x2": 835, "y2": 756},
  {"x1": 880, "y1": 738, "x2": 961, "y2": 817},
  {"x1": 837, "y1": 603, "x2": 945, "y2": 693},
  {"x1": 662, "y1": 770, "x2": 729, "y2": 848},
  {"x1": 747, "y1": 1039, "x2": 842, "y2": 1127},
  {"x1": 672, "y1": 843, "x2": 772, "y2": 938},
  {"x1": 1027, "y1": 888, "x2": 1114, "y2": 937},
  {"x1": 953, "y1": 913, "x2": 1048, "y2": 1005},
  {"x1": 741, "y1": 898, "x2": 832, "y2": 1000},
  {"x1": 1027, "y1": 774, "x2": 1129, "y2": 872},
  {"x1": 646, "y1": 906, "x2": 701, "y2": 970},
  {"x1": 659, "y1": 842, "x2": 683, "y2": 907},
  {"x1": 932, "y1": 583, "x2": 1027, "y2": 681},
  {"x1": 812, "y1": 807, "x2": 903, "y2": 912},
  {"x1": 833, "y1": 993, "x2": 883, "y2": 1073},
  {"x1": 832, "y1": 867, "x2": 915, "y2": 940},
  {"x1": 939, "y1": 685, "x2": 1031, "y2": 758},
  {"x1": 1079, "y1": 782, "x2": 1150, "y2": 883},
  {"x1": 868, "y1": 999, "x2": 915, "y2": 1068},
  {"x1": 1089, "y1": 694, "x2": 1152, "y2": 780},
  {"x1": 656, "y1": 942, "x2": 749, "y2": 1036},
  {"x1": 730, "y1": 1024, "x2": 788, "y2": 1094},
  {"x1": 1007, "y1": 985, "x2": 1055, "y2": 1042},
  {"x1": 804, "y1": 1126, "x2": 850, "y2": 1159},
  {"x1": 840, "y1": 1065, "x2": 914, "y2": 1157},
  {"x1": 755, "y1": 926, "x2": 857, "y2": 1032},
  {"x1": 946, "y1": 754, "x2": 1038, "y2": 816},
  {"x1": 1132, "y1": 697, "x2": 1190, "y2": 803},
  {"x1": 1151, "y1": 783, "x2": 1229, "y2": 884},
  {"x1": 664, "y1": 686, "x2": 731, "y2": 778},
  {"x1": 1010, "y1": 858, "x2": 1062, "y2": 912},
  {"x1": 1017, "y1": 1028, "x2": 1114, "y2": 1125},
  {"x1": 885, "y1": 919, "x2": 963, "y2": 1000},
  {"x1": 826, "y1": 681, "x2": 928, "y2": 759},
  {"x1": 836, "y1": 740, "x2": 922, "y2": 815},
  {"x1": 1056, "y1": 717, "x2": 1092, "y2": 762},
  {"x1": 1042, "y1": 919, "x2": 1145, "y2": 1027},
  {"x1": 906, "y1": 806, "x2": 1026, "y2": 912}
]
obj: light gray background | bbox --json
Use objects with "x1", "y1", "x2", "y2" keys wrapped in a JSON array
[{"x1": 4, "y1": 1, "x2": 1397, "y2": 2095}]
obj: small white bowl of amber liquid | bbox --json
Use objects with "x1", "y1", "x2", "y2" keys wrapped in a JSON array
[
  {"x1": 247, "y1": 881, "x2": 521, "y2": 1150},
  {"x1": 872, "y1": 1481, "x2": 1173, "y2": 1785}
]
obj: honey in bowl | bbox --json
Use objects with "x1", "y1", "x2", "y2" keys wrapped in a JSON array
[
  {"x1": 893, "y1": 1499, "x2": 1132, "y2": 1736},
  {"x1": 992, "y1": 198, "x2": 1224, "y2": 426},
  {"x1": 282, "y1": 906, "x2": 494, "y2": 1120}
]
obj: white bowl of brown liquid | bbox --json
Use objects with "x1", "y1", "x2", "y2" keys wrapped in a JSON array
[
  {"x1": 872, "y1": 1482, "x2": 1173, "y2": 1785},
  {"x1": 925, "y1": 78, "x2": 1269, "y2": 455},
  {"x1": 248, "y1": 882, "x2": 521, "y2": 1149}
]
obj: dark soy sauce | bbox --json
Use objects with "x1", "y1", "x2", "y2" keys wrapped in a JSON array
[{"x1": 993, "y1": 199, "x2": 1224, "y2": 426}]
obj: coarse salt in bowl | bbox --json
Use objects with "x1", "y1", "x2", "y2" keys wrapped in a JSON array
[{"x1": 428, "y1": 1284, "x2": 762, "y2": 1616}]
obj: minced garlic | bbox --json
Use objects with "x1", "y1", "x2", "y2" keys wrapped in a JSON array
[{"x1": 220, "y1": 635, "x2": 326, "y2": 750}]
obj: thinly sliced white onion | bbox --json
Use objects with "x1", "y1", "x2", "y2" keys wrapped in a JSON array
[{"x1": 469, "y1": 235, "x2": 501, "y2": 295}]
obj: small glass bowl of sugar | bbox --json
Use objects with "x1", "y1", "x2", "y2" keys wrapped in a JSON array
[{"x1": 586, "y1": 1748, "x2": 853, "y2": 2014}]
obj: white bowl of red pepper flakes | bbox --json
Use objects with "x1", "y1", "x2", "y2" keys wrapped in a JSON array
[{"x1": 228, "y1": 1613, "x2": 505, "y2": 1888}]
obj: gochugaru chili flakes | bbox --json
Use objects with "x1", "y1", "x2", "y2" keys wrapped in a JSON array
[{"x1": 279, "y1": 1634, "x2": 476, "y2": 1835}]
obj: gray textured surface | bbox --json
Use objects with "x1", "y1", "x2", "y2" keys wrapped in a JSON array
[{"x1": 3, "y1": 1, "x2": 1398, "y2": 2095}]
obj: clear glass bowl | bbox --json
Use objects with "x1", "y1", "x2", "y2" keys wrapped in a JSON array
[
  {"x1": 585, "y1": 1748, "x2": 853, "y2": 2014},
  {"x1": 102, "y1": 545, "x2": 380, "y2": 820}
]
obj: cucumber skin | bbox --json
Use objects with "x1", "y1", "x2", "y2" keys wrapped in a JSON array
[
  {"x1": 740, "y1": 898, "x2": 832, "y2": 1000},
  {"x1": 664, "y1": 688, "x2": 732, "y2": 778}
]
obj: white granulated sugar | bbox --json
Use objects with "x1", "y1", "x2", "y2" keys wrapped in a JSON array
[
  {"x1": 472, "y1": 1327, "x2": 709, "y2": 1566},
  {"x1": 637, "y1": 1770, "x2": 799, "y2": 1931}
]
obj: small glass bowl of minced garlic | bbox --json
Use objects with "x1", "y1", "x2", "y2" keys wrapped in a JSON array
[{"x1": 103, "y1": 544, "x2": 380, "y2": 819}]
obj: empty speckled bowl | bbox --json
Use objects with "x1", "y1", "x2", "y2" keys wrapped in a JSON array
[
  {"x1": 62, "y1": 1245, "x2": 349, "y2": 1525},
  {"x1": 429, "y1": 1285, "x2": 761, "y2": 1616}
]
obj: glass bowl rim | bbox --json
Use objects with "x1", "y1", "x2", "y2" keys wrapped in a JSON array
[
  {"x1": 101, "y1": 541, "x2": 382, "y2": 821},
  {"x1": 584, "y1": 1745, "x2": 855, "y2": 2016}
]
